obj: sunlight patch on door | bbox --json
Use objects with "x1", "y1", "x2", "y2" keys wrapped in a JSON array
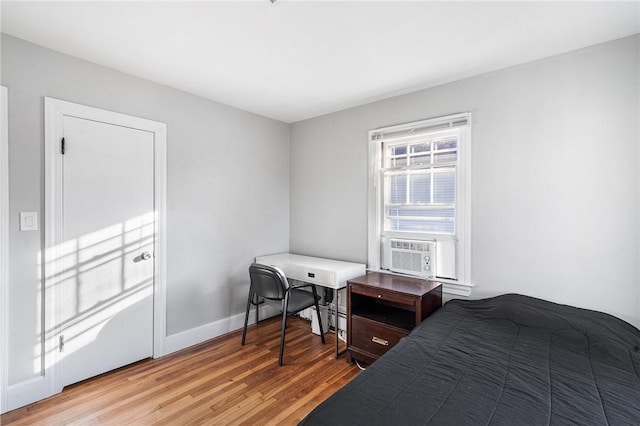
[{"x1": 39, "y1": 212, "x2": 155, "y2": 372}]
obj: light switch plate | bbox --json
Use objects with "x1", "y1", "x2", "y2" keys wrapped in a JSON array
[{"x1": 20, "y1": 212, "x2": 38, "y2": 231}]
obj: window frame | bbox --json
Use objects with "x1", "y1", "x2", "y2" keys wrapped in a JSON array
[{"x1": 367, "y1": 113, "x2": 473, "y2": 295}]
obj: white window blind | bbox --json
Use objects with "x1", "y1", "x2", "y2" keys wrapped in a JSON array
[{"x1": 371, "y1": 115, "x2": 468, "y2": 142}]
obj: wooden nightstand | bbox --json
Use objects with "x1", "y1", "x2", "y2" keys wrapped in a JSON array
[{"x1": 346, "y1": 272, "x2": 442, "y2": 364}]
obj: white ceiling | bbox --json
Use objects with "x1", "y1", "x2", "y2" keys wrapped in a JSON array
[{"x1": 1, "y1": 1, "x2": 639, "y2": 123}]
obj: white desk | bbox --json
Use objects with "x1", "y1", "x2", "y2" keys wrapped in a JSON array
[{"x1": 254, "y1": 253, "x2": 366, "y2": 357}]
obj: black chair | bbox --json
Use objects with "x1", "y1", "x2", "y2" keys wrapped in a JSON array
[{"x1": 241, "y1": 263, "x2": 325, "y2": 366}]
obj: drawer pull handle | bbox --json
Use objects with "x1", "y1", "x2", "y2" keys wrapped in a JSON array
[{"x1": 372, "y1": 336, "x2": 389, "y2": 346}]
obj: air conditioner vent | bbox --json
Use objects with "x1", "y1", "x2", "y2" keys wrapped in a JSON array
[{"x1": 390, "y1": 240, "x2": 432, "y2": 252}]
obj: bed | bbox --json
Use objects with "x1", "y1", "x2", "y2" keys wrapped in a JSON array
[{"x1": 300, "y1": 294, "x2": 640, "y2": 425}]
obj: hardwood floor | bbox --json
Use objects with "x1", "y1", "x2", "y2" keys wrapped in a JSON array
[{"x1": 1, "y1": 317, "x2": 360, "y2": 425}]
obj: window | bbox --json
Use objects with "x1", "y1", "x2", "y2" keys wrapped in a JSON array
[
  {"x1": 368, "y1": 113, "x2": 472, "y2": 295},
  {"x1": 384, "y1": 133, "x2": 457, "y2": 234}
]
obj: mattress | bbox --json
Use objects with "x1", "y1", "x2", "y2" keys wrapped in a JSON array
[{"x1": 300, "y1": 294, "x2": 640, "y2": 425}]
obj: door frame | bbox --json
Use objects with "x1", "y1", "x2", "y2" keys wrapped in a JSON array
[
  {"x1": 44, "y1": 97, "x2": 167, "y2": 395},
  {"x1": 0, "y1": 86, "x2": 9, "y2": 413}
]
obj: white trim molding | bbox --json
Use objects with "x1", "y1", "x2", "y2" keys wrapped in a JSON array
[
  {"x1": 20, "y1": 97, "x2": 169, "y2": 408},
  {"x1": 6, "y1": 377, "x2": 49, "y2": 413},
  {"x1": 0, "y1": 86, "x2": 9, "y2": 414},
  {"x1": 164, "y1": 305, "x2": 280, "y2": 355}
]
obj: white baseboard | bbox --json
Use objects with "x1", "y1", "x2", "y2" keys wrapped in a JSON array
[
  {"x1": 5, "y1": 376, "x2": 51, "y2": 413},
  {"x1": 162, "y1": 305, "x2": 280, "y2": 356}
]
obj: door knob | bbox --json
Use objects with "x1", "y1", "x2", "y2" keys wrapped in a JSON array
[{"x1": 141, "y1": 252, "x2": 152, "y2": 261}]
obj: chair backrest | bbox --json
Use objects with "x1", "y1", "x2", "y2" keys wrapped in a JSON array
[{"x1": 249, "y1": 263, "x2": 289, "y2": 300}]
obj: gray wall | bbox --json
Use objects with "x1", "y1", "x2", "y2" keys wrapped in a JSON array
[
  {"x1": 2, "y1": 34, "x2": 290, "y2": 385},
  {"x1": 290, "y1": 35, "x2": 640, "y2": 327}
]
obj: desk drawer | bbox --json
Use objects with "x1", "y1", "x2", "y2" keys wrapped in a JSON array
[
  {"x1": 350, "y1": 316, "x2": 408, "y2": 358},
  {"x1": 350, "y1": 284, "x2": 416, "y2": 307},
  {"x1": 278, "y1": 265, "x2": 335, "y2": 287}
]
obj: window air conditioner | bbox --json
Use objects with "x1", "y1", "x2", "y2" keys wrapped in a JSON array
[{"x1": 383, "y1": 238, "x2": 436, "y2": 279}]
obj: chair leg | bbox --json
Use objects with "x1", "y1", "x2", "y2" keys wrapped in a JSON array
[
  {"x1": 241, "y1": 287, "x2": 253, "y2": 345},
  {"x1": 279, "y1": 295, "x2": 289, "y2": 366},
  {"x1": 255, "y1": 293, "x2": 260, "y2": 324},
  {"x1": 311, "y1": 286, "x2": 326, "y2": 344}
]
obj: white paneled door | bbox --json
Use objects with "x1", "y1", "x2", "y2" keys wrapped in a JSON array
[{"x1": 57, "y1": 114, "x2": 154, "y2": 389}]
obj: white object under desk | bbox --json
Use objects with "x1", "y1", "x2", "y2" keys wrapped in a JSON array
[{"x1": 254, "y1": 253, "x2": 366, "y2": 357}]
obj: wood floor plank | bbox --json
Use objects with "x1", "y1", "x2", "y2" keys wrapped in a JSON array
[{"x1": 1, "y1": 317, "x2": 359, "y2": 425}]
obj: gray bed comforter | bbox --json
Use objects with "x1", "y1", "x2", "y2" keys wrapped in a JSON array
[{"x1": 300, "y1": 294, "x2": 640, "y2": 425}]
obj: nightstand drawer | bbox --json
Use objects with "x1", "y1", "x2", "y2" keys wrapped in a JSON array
[
  {"x1": 351, "y1": 316, "x2": 408, "y2": 358},
  {"x1": 350, "y1": 284, "x2": 416, "y2": 307}
]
